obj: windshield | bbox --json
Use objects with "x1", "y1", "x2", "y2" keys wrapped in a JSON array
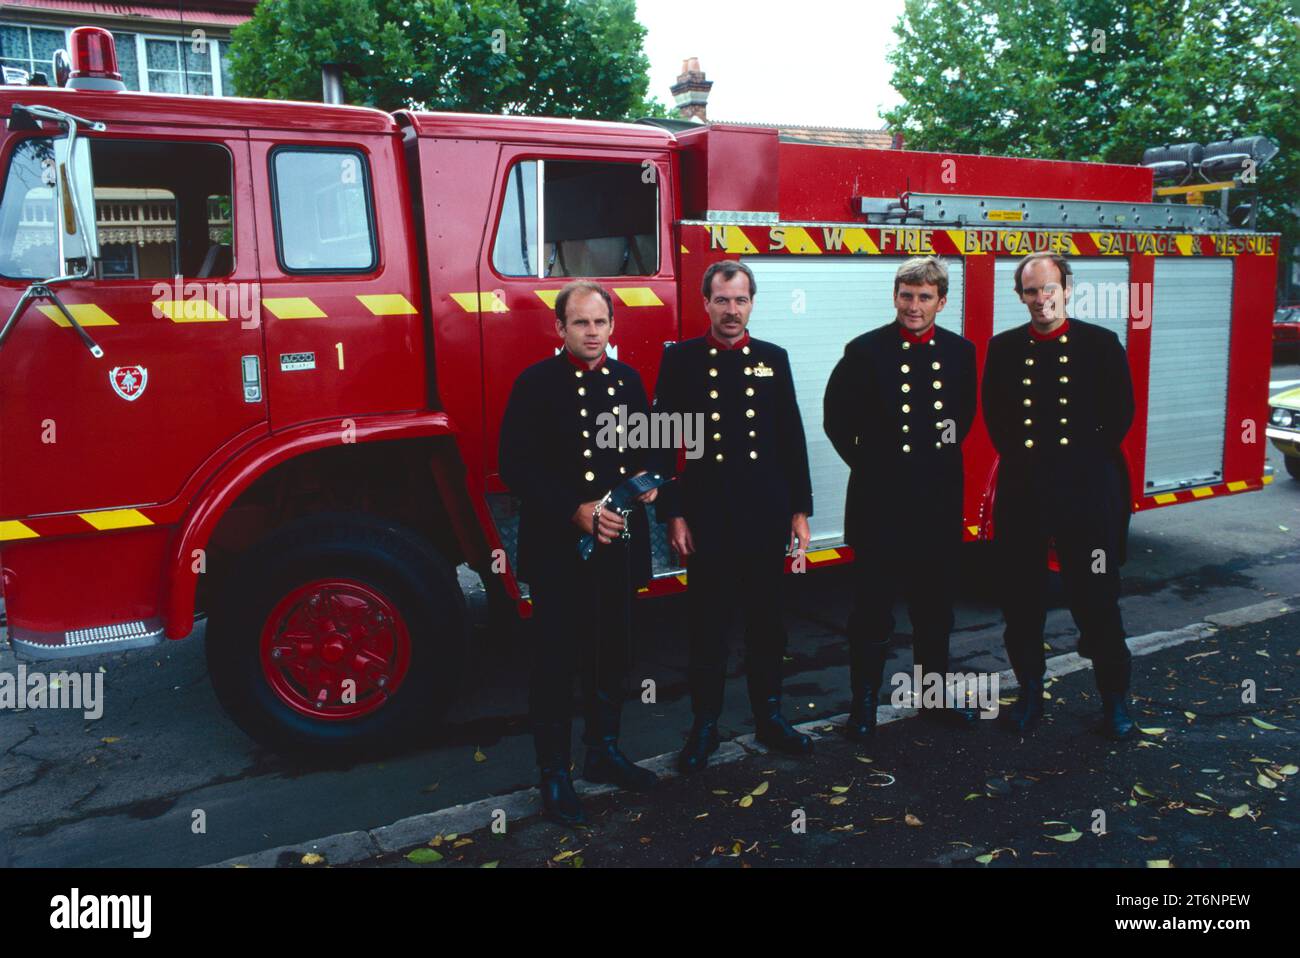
[{"x1": 0, "y1": 136, "x2": 58, "y2": 279}]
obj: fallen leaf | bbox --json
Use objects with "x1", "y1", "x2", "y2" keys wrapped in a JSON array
[
  {"x1": 831, "y1": 785, "x2": 851, "y2": 794},
  {"x1": 905, "y1": 813, "x2": 923, "y2": 827},
  {"x1": 405, "y1": 848, "x2": 442, "y2": 864},
  {"x1": 964, "y1": 793, "x2": 981, "y2": 801},
  {"x1": 1279, "y1": 765, "x2": 1298, "y2": 776},
  {"x1": 1133, "y1": 784, "x2": 1156, "y2": 798},
  {"x1": 975, "y1": 854, "x2": 994, "y2": 865},
  {"x1": 738, "y1": 795, "x2": 754, "y2": 808},
  {"x1": 552, "y1": 850, "x2": 577, "y2": 862},
  {"x1": 301, "y1": 853, "x2": 325, "y2": 865},
  {"x1": 1049, "y1": 829, "x2": 1082, "y2": 842},
  {"x1": 1228, "y1": 804, "x2": 1252, "y2": 819},
  {"x1": 481, "y1": 861, "x2": 499, "y2": 868},
  {"x1": 1185, "y1": 808, "x2": 1212, "y2": 816},
  {"x1": 1138, "y1": 727, "x2": 1167, "y2": 736},
  {"x1": 101, "y1": 736, "x2": 120, "y2": 744},
  {"x1": 1194, "y1": 792, "x2": 1216, "y2": 803},
  {"x1": 1250, "y1": 718, "x2": 1281, "y2": 731},
  {"x1": 1256, "y1": 773, "x2": 1277, "y2": 789},
  {"x1": 829, "y1": 796, "x2": 848, "y2": 806},
  {"x1": 1146, "y1": 859, "x2": 1173, "y2": 868},
  {"x1": 750, "y1": 781, "x2": 770, "y2": 797},
  {"x1": 473, "y1": 748, "x2": 487, "y2": 762}
]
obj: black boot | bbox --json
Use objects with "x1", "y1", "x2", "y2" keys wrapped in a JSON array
[
  {"x1": 677, "y1": 718, "x2": 720, "y2": 774},
  {"x1": 535, "y1": 720, "x2": 584, "y2": 827},
  {"x1": 999, "y1": 677, "x2": 1045, "y2": 735},
  {"x1": 1099, "y1": 691, "x2": 1136, "y2": 741},
  {"x1": 582, "y1": 691, "x2": 659, "y2": 791},
  {"x1": 747, "y1": 655, "x2": 813, "y2": 756},
  {"x1": 845, "y1": 636, "x2": 887, "y2": 742}
]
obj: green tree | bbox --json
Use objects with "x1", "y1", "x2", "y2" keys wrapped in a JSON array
[
  {"x1": 885, "y1": 0, "x2": 1300, "y2": 286},
  {"x1": 228, "y1": 0, "x2": 656, "y2": 121}
]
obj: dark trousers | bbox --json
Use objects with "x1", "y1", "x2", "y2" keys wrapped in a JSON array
[
  {"x1": 685, "y1": 544, "x2": 788, "y2": 721},
  {"x1": 847, "y1": 533, "x2": 959, "y2": 695},
  {"x1": 527, "y1": 541, "x2": 635, "y2": 767},
  {"x1": 997, "y1": 507, "x2": 1131, "y2": 695}
]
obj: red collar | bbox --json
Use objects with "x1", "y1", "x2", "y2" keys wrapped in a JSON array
[
  {"x1": 898, "y1": 322, "x2": 936, "y2": 344},
  {"x1": 1029, "y1": 318, "x2": 1070, "y2": 341},
  {"x1": 563, "y1": 347, "x2": 607, "y2": 371},
  {"x1": 706, "y1": 329, "x2": 751, "y2": 351}
]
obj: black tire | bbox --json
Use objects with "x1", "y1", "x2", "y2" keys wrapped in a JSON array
[
  {"x1": 1287, "y1": 456, "x2": 1300, "y2": 481},
  {"x1": 205, "y1": 513, "x2": 466, "y2": 757}
]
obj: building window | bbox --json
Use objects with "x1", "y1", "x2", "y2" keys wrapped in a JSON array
[
  {"x1": 113, "y1": 31, "x2": 140, "y2": 90},
  {"x1": 0, "y1": 23, "x2": 67, "y2": 84},
  {"x1": 145, "y1": 36, "x2": 214, "y2": 95}
]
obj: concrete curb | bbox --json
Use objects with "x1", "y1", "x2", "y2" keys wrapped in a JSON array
[{"x1": 205, "y1": 596, "x2": 1295, "y2": 868}]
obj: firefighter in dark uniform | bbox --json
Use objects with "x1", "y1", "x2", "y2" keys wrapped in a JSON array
[
  {"x1": 823, "y1": 256, "x2": 979, "y2": 739},
  {"x1": 498, "y1": 281, "x2": 661, "y2": 826},
  {"x1": 651, "y1": 260, "x2": 815, "y2": 774},
  {"x1": 982, "y1": 252, "x2": 1136, "y2": 740}
]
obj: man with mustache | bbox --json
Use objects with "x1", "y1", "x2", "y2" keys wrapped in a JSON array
[
  {"x1": 499, "y1": 280, "x2": 661, "y2": 826},
  {"x1": 823, "y1": 256, "x2": 979, "y2": 739},
  {"x1": 651, "y1": 259, "x2": 815, "y2": 774},
  {"x1": 982, "y1": 252, "x2": 1137, "y2": 740}
]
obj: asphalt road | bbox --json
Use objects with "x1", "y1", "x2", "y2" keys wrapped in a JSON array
[{"x1": 1, "y1": 358, "x2": 1297, "y2": 868}]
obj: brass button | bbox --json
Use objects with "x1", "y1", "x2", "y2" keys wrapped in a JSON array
[
  {"x1": 901, "y1": 383, "x2": 911, "y2": 393},
  {"x1": 709, "y1": 347, "x2": 718, "y2": 356},
  {"x1": 575, "y1": 370, "x2": 584, "y2": 378},
  {"x1": 746, "y1": 409, "x2": 756, "y2": 418},
  {"x1": 711, "y1": 411, "x2": 721, "y2": 421},
  {"x1": 745, "y1": 387, "x2": 754, "y2": 396},
  {"x1": 713, "y1": 432, "x2": 721, "y2": 441},
  {"x1": 1060, "y1": 335, "x2": 1068, "y2": 344},
  {"x1": 932, "y1": 380, "x2": 942, "y2": 389},
  {"x1": 607, "y1": 387, "x2": 615, "y2": 396},
  {"x1": 1060, "y1": 397, "x2": 1068, "y2": 405},
  {"x1": 928, "y1": 339, "x2": 936, "y2": 346},
  {"x1": 715, "y1": 453, "x2": 724, "y2": 462},
  {"x1": 582, "y1": 430, "x2": 590, "y2": 438},
  {"x1": 619, "y1": 465, "x2": 627, "y2": 474},
  {"x1": 902, "y1": 341, "x2": 911, "y2": 350},
  {"x1": 709, "y1": 389, "x2": 718, "y2": 399},
  {"x1": 748, "y1": 430, "x2": 756, "y2": 438},
  {"x1": 902, "y1": 403, "x2": 911, "y2": 413},
  {"x1": 1025, "y1": 358, "x2": 1035, "y2": 366},
  {"x1": 1059, "y1": 355, "x2": 1069, "y2": 364},
  {"x1": 1060, "y1": 418, "x2": 1068, "y2": 425},
  {"x1": 1023, "y1": 378, "x2": 1032, "y2": 386},
  {"x1": 1060, "y1": 375, "x2": 1069, "y2": 384},
  {"x1": 902, "y1": 444, "x2": 911, "y2": 453},
  {"x1": 933, "y1": 400, "x2": 943, "y2": 410},
  {"x1": 1024, "y1": 418, "x2": 1032, "y2": 426},
  {"x1": 585, "y1": 470, "x2": 595, "y2": 481},
  {"x1": 901, "y1": 364, "x2": 911, "y2": 373},
  {"x1": 1023, "y1": 399, "x2": 1032, "y2": 407},
  {"x1": 709, "y1": 368, "x2": 718, "y2": 377},
  {"x1": 1059, "y1": 437, "x2": 1069, "y2": 445},
  {"x1": 583, "y1": 449, "x2": 592, "y2": 458},
  {"x1": 935, "y1": 421, "x2": 944, "y2": 429},
  {"x1": 577, "y1": 387, "x2": 586, "y2": 396},
  {"x1": 932, "y1": 361, "x2": 941, "y2": 371},
  {"x1": 601, "y1": 367, "x2": 609, "y2": 375},
  {"x1": 580, "y1": 408, "x2": 588, "y2": 417},
  {"x1": 1024, "y1": 439, "x2": 1034, "y2": 448},
  {"x1": 902, "y1": 424, "x2": 910, "y2": 433},
  {"x1": 935, "y1": 442, "x2": 942, "y2": 449},
  {"x1": 749, "y1": 450, "x2": 758, "y2": 459},
  {"x1": 742, "y1": 345, "x2": 751, "y2": 355}
]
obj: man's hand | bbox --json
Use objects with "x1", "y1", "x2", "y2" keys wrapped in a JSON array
[
  {"x1": 789, "y1": 512, "x2": 810, "y2": 557},
  {"x1": 632, "y1": 470, "x2": 658, "y2": 504},
  {"x1": 574, "y1": 500, "x2": 625, "y2": 544},
  {"x1": 668, "y1": 516, "x2": 695, "y2": 557}
]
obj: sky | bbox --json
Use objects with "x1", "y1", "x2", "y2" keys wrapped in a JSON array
[{"x1": 635, "y1": 0, "x2": 907, "y2": 129}]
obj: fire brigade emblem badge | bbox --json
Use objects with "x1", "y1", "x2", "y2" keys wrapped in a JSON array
[
  {"x1": 110, "y1": 365, "x2": 149, "y2": 401},
  {"x1": 752, "y1": 362, "x2": 774, "y2": 378}
]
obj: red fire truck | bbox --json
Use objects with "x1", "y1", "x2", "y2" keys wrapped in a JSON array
[{"x1": 0, "y1": 28, "x2": 1279, "y2": 753}]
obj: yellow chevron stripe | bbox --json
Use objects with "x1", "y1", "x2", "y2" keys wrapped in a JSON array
[
  {"x1": 680, "y1": 244, "x2": 689, "y2": 254},
  {"x1": 262, "y1": 297, "x2": 326, "y2": 319},
  {"x1": 675, "y1": 573, "x2": 688, "y2": 586},
  {"x1": 37, "y1": 303, "x2": 117, "y2": 327},
  {"x1": 450, "y1": 291, "x2": 507, "y2": 313},
  {"x1": 78, "y1": 508, "x2": 152, "y2": 531},
  {"x1": 1066, "y1": 235, "x2": 1082, "y2": 256},
  {"x1": 841, "y1": 228, "x2": 880, "y2": 255},
  {"x1": 946, "y1": 230, "x2": 982, "y2": 256},
  {"x1": 534, "y1": 290, "x2": 560, "y2": 308},
  {"x1": 1191, "y1": 486, "x2": 1214, "y2": 498},
  {"x1": 713, "y1": 225, "x2": 759, "y2": 255},
  {"x1": 1263, "y1": 475, "x2": 1273, "y2": 485},
  {"x1": 781, "y1": 226, "x2": 822, "y2": 255},
  {"x1": 153, "y1": 299, "x2": 227, "y2": 323},
  {"x1": 805, "y1": 548, "x2": 840, "y2": 563},
  {"x1": 1174, "y1": 234, "x2": 1196, "y2": 257},
  {"x1": 967, "y1": 525, "x2": 980, "y2": 536},
  {"x1": 613, "y1": 287, "x2": 664, "y2": 307},
  {"x1": 0, "y1": 520, "x2": 39, "y2": 541},
  {"x1": 1226, "y1": 480, "x2": 1248, "y2": 492},
  {"x1": 357, "y1": 293, "x2": 418, "y2": 315},
  {"x1": 1154, "y1": 493, "x2": 1179, "y2": 504}
]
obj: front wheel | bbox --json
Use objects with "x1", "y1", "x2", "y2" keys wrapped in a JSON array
[
  {"x1": 1286, "y1": 456, "x2": 1300, "y2": 481},
  {"x1": 206, "y1": 513, "x2": 466, "y2": 757}
]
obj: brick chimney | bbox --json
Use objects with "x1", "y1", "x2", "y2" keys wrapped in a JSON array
[{"x1": 671, "y1": 57, "x2": 712, "y2": 123}]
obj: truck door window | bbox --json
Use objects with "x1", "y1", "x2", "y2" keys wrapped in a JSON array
[
  {"x1": 0, "y1": 136, "x2": 234, "y2": 280},
  {"x1": 491, "y1": 158, "x2": 658, "y2": 278},
  {"x1": 270, "y1": 147, "x2": 377, "y2": 273}
]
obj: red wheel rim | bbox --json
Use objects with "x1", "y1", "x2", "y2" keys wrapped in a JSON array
[{"x1": 259, "y1": 578, "x2": 411, "y2": 721}]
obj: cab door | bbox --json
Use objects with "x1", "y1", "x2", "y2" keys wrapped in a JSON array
[
  {"x1": 478, "y1": 148, "x2": 677, "y2": 486},
  {"x1": 0, "y1": 126, "x2": 265, "y2": 519}
]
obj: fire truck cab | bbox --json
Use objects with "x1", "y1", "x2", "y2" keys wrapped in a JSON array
[{"x1": 0, "y1": 28, "x2": 1279, "y2": 755}]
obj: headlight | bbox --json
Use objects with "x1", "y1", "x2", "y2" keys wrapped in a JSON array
[{"x1": 1272, "y1": 407, "x2": 1296, "y2": 428}]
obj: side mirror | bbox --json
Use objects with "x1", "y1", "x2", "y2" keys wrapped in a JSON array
[{"x1": 53, "y1": 132, "x2": 99, "y2": 268}]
